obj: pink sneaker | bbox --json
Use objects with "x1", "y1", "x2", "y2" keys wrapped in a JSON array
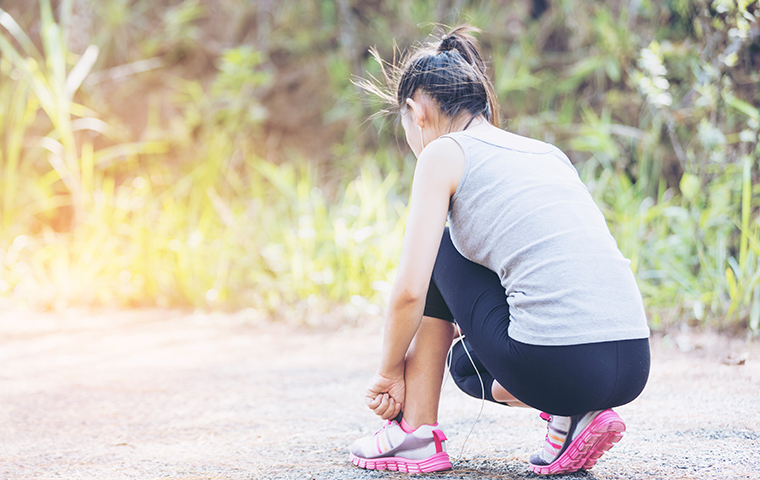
[
  {"x1": 529, "y1": 409, "x2": 626, "y2": 475},
  {"x1": 350, "y1": 419, "x2": 452, "y2": 473}
]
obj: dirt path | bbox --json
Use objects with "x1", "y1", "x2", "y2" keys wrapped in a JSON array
[{"x1": 1, "y1": 308, "x2": 759, "y2": 480}]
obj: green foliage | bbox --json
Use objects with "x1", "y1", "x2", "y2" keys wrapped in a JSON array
[
  {"x1": 482, "y1": 0, "x2": 760, "y2": 333},
  {"x1": 0, "y1": 0, "x2": 758, "y2": 333},
  {"x1": 0, "y1": 0, "x2": 409, "y2": 319}
]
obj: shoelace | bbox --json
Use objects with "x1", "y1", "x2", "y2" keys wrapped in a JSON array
[
  {"x1": 538, "y1": 411, "x2": 574, "y2": 463},
  {"x1": 375, "y1": 420, "x2": 393, "y2": 435},
  {"x1": 539, "y1": 412, "x2": 553, "y2": 453}
]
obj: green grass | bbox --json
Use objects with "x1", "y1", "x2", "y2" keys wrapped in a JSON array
[{"x1": 0, "y1": 0, "x2": 758, "y2": 333}]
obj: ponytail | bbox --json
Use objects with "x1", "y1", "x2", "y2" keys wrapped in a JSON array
[
  {"x1": 436, "y1": 26, "x2": 486, "y2": 80},
  {"x1": 432, "y1": 26, "x2": 500, "y2": 127}
]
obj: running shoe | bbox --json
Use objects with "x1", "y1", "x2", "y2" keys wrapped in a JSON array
[
  {"x1": 349, "y1": 419, "x2": 452, "y2": 473},
  {"x1": 529, "y1": 409, "x2": 626, "y2": 475}
]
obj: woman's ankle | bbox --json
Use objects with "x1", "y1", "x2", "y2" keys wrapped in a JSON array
[{"x1": 400, "y1": 415, "x2": 438, "y2": 432}]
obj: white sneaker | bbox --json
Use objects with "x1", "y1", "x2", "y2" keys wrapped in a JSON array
[
  {"x1": 350, "y1": 419, "x2": 451, "y2": 473},
  {"x1": 529, "y1": 409, "x2": 626, "y2": 475}
]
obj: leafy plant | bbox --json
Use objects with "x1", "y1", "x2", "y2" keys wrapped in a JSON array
[{"x1": 0, "y1": 0, "x2": 758, "y2": 334}]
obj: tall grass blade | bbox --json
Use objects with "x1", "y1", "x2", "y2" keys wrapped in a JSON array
[
  {"x1": 751, "y1": 285, "x2": 760, "y2": 333},
  {"x1": 0, "y1": 35, "x2": 52, "y2": 113},
  {"x1": 739, "y1": 154, "x2": 752, "y2": 266},
  {"x1": 65, "y1": 45, "x2": 99, "y2": 101},
  {"x1": 0, "y1": 8, "x2": 42, "y2": 59}
]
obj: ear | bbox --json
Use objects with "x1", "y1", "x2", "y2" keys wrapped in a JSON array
[{"x1": 406, "y1": 97, "x2": 427, "y2": 128}]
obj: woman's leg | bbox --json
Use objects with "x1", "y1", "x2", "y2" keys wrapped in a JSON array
[
  {"x1": 449, "y1": 337, "x2": 528, "y2": 407},
  {"x1": 402, "y1": 316, "x2": 455, "y2": 429},
  {"x1": 492, "y1": 381, "x2": 527, "y2": 405},
  {"x1": 430, "y1": 229, "x2": 650, "y2": 414},
  {"x1": 428, "y1": 229, "x2": 528, "y2": 404},
  {"x1": 424, "y1": 229, "x2": 650, "y2": 475}
]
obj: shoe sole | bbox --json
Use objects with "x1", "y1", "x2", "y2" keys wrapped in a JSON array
[
  {"x1": 529, "y1": 409, "x2": 625, "y2": 475},
  {"x1": 351, "y1": 451, "x2": 452, "y2": 473}
]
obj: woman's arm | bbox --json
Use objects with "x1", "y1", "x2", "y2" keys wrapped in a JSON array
[{"x1": 366, "y1": 137, "x2": 464, "y2": 419}]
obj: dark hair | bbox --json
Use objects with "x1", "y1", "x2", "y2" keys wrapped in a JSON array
[{"x1": 357, "y1": 25, "x2": 500, "y2": 128}]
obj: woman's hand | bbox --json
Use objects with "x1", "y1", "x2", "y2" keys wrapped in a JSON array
[{"x1": 364, "y1": 371, "x2": 405, "y2": 420}]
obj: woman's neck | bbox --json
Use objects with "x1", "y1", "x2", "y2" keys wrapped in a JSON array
[{"x1": 449, "y1": 115, "x2": 490, "y2": 134}]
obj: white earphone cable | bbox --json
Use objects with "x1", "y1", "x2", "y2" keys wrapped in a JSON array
[{"x1": 442, "y1": 321, "x2": 485, "y2": 460}]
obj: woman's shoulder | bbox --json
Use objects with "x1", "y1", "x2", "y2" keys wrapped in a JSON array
[
  {"x1": 416, "y1": 136, "x2": 466, "y2": 196},
  {"x1": 421, "y1": 135, "x2": 465, "y2": 162},
  {"x1": 450, "y1": 127, "x2": 558, "y2": 156}
]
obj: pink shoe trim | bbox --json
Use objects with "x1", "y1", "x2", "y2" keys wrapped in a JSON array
[
  {"x1": 530, "y1": 409, "x2": 626, "y2": 476},
  {"x1": 399, "y1": 418, "x2": 414, "y2": 433},
  {"x1": 351, "y1": 452, "x2": 452, "y2": 473},
  {"x1": 546, "y1": 439, "x2": 562, "y2": 450},
  {"x1": 432, "y1": 429, "x2": 446, "y2": 453},
  {"x1": 398, "y1": 419, "x2": 440, "y2": 433}
]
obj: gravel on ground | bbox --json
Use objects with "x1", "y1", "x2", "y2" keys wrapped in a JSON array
[{"x1": 1, "y1": 308, "x2": 758, "y2": 479}]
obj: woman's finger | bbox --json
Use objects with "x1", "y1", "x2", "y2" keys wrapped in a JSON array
[
  {"x1": 372, "y1": 394, "x2": 392, "y2": 417},
  {"x1": 366, "y1": 390, "x2": 403, "y2": 420},
  {"x1": 380, "y1": 400, "x2": 401, "y2": 420},
  {"x1": 365, "y1": 393, "x2": 381, "y2": 409},
  {"x1": 381, "y1": 395, "x2": 395, "y2": 415},
  {"x1": 382, "y1": 395, "x2": 400, "y2": 419},
  {"x1": 387, "y1": 401, "x2": 401, "y2": 420}
]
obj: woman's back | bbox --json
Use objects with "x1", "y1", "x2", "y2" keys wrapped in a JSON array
[{"x1": 444, "y1": 127, "x2": 649, "y2": 346}]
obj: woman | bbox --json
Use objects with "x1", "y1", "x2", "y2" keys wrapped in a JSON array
[{"x1": 349, "y1": 25, "x2": 650, "y2": 475}]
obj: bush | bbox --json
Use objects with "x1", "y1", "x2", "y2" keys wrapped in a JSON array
[{"x1": 0, "y1": 0, "x2": 758, "y2": 333}]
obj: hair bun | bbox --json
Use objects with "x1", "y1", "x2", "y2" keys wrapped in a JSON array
[
  {"x1": 438, "y1": 35, "x2": 461, "y2": 54},
  {"x1": 436, "y1": 28, "x2": 482, "y2": 75}
]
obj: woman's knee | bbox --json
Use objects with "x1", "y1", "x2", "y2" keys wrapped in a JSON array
[{"x1": 449, "y1": 338, "x2": 494, "y2": 401}]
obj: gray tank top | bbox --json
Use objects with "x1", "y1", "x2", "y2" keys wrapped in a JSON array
[{"x1": 444, "y1": 130, "x2": 650, "y2": 346}]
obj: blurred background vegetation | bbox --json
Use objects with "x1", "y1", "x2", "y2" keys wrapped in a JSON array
[{"x1": 0, "y1": 0, "x2": 758, "y2": 332}]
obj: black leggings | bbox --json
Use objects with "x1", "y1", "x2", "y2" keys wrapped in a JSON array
[{"x1": 424, "y1": 229, "x2": 650, "y2": 416}]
